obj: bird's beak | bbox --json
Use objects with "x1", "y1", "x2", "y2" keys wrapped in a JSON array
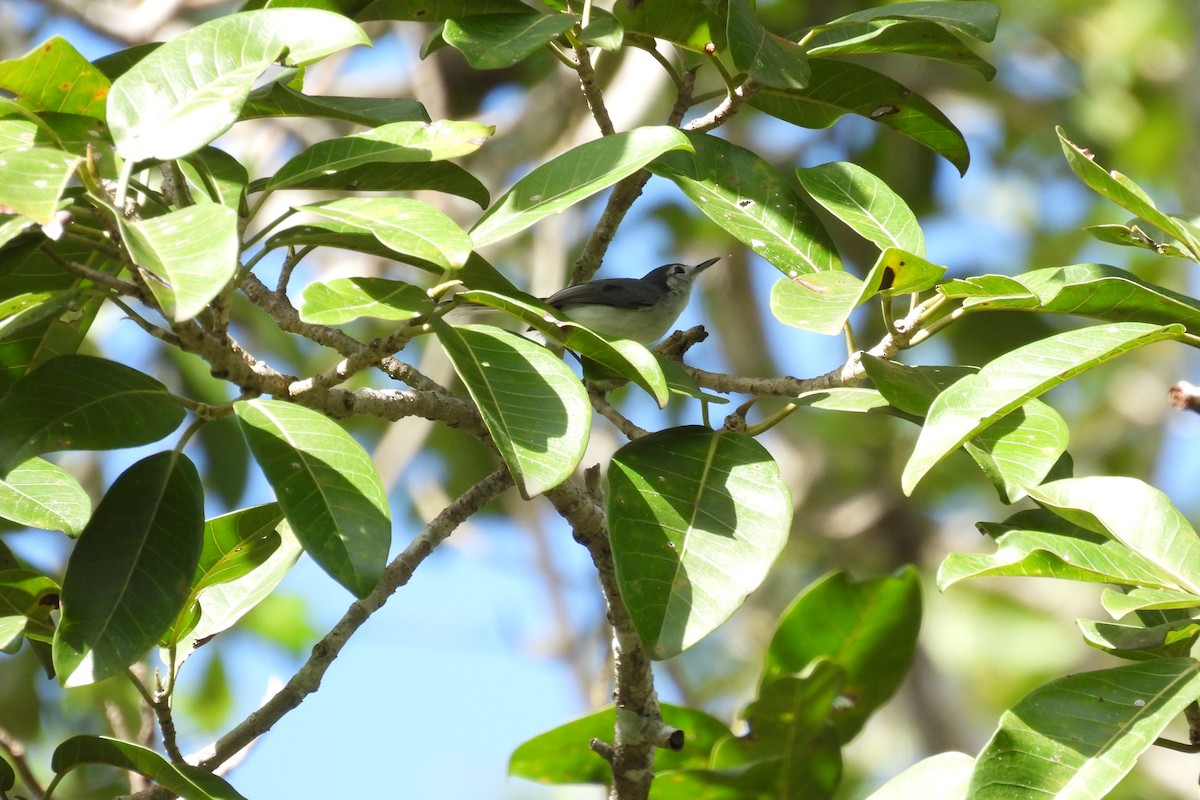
[{"x1": 694, "y1": 256, "x2": 721, "y2": 273}]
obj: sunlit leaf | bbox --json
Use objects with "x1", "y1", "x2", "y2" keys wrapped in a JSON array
[
  {"x1": 0, "y1": 36, "x2": 110, "y2": 118},
  {"x1": 652, "y1": 133, "x2": 841, "y2": 274},
  {"x1": 470, "y1": 126, "x2": 693, "y2": 247},
  {"x1": 267, "y1": 119, "x2": 493, "y2": 190},
  {"x1": 938, "y1": 508, "x2": 1176, "y2": 591},
  {"x1": 0, "y1": 146, "x2": 81, "y2": 223},
  {"x1": 970, "y1": 660, "x2": 1200, "y2": 799},
  {"x1": 0, "y1": 456, "x2": 90, "y2": 535},
  {"x1": 863, "y1": 752, "x2": 974, "y2": 800},
  {"x1": 433, "y1": 320, "x2": 589, "y2": 499},
  {"x1": 806, "y1": 19, "x2": 995, "y2": 78},
  {"x1": 298, "y1": 277, "x2": 434, "y2": 324},
  {"x1": 1058, "y1": 127, "x2": 1200, "y2": 258},
  {"x1": 796, "y1": 162, "x2": 924, "y2": 255},
  {"x1": 1030, "y1": 477, "x2": 1200, "y2": 595},
  {"x1": 108, "y1": 9, "x2": 369, "y2": 161},
  {"x1": 456, "y1": 288, "x2": 669, "y2": 407},
  {"x1": 902, "y1": 323, "x2": 1181, "y2": 494},
  {"x1": 52, "y1": 735, "x2": 247, "y2": 800},
  {"x1": 120, "y1": 204, "x2": 240, "y2": 322},
  {"x1": 726, "y1": 0, "x2": 809, "y2": 90},
  {"x1": 300, "y1": 197, "x2": 473, "y2": 269},
  {"x1": 235, "y1": 399, "x2": 391, "y2": 598},
  {"x1": 752, "y1": 59, "x2": 969, "y2": 175},
  {"x1": 607, "y1": 427, "x2": 791, "y2": 659}
]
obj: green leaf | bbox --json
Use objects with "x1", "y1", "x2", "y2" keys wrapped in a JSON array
[
  {"x1": 726, "y1": 0, "x2": 809, "y2": 90},
  {"x1": 1030, "y1": 477, "x2": 1200, "y2": 595},
  {"x1": 181, "y1": 147, "x2": 250, "y2": 211},
  {"x1": 769, "y1": 270, "x2": 865, "y2": 335},
  {"x1": 751, "y1": 59, "x2": 969, "y2": 175},
  {"x1": 0, "y1": 354, "x2": 185, "y2": 474},
  {"x1": 0, "y1": 750, "x2": 13, "y2": 792},
  {"x1": 267, "y1": 119, "x2": 493, "y2": 190},
  {"x1": 941, "y1": 264, "x2": 1200, "y2": 336},
  {"x1": 0, "y1": 456, "x2": 90, "y2": 535},
  {"x1": 1058, "y1": 127, "x2": 1200, "y2": 258},
  {"x1": 828, "y1": 1, "x2": 1000, "y2": 42},
  {"x1": 297, "y1": 277, "x2": 434, "y2": 324},
  {"x1": 470, "y1": 126, "x2": 693, "y2": 247},
  {"x1": 267, "y1": 220, "x2": 414, "y2": 262},
  {"x1": 300, "y1": 197, "x2": 473, "y2": 270},
  {"x1": 1085, "y1": 223, "x2": 1192, "y2": 259},
  {"x1": 53, "y1": 452, "x2": 204, "y2": 686},
  {"x1": 509, "y1": 703, "x2": 733, "y2": 786},
  {"x1": 708, "y1": 664, "x2": 844, "y2": 799},
  {"x1": 1077, "y1": 616, "x2": 1200, "y2": 660},
  {"x1": 863, "y1": 752, "x2": 974, "y2": 800},
  {"x1": 613, "y1": 0, "x2": 724, "y2": 53},
  {"x1": 1101, "y1": 587, "x2": 1200, "y2": 620},
  {"x1": 433, "y1": 320, "x2": 589, "y2": 499},
  {"x1": 52, "y1": 735, "x2": 247, "y2": 800},
  {"x1": 796, "y1": 162, "x2": 925, "y2": 255},
  {"x1": 260, "y1": 157, "x2": 489, "y2": 203},
  {"x1": 902, "y1": 323, "x2": 1181, "y2": 495},
  {"x1": 763, "y1": 568, "x2": 921, "y2": 743},
  {"x1": 235, "y1": 399, "x2": 391, "y2": 598},
  {"x1": 795, "y1": 386, "x2": 893, "y2": 414},
  {"x1": 177, "y1": 520, "x2": 303, "y2": 652},
  {"x1": 579, "y1": 8, "x2": 623, "y2": 50},
  {"x1": 0, "y1": 36, "x2": 110, "y2": 119},
  {"x1": 0, "y1": 568, "x2": 59, "y2": 652},
  {"x1": 864, "y1": 358, "x2": 1067, "y2": 504},
  {"x1": 0, "y1": 146, "x2": 81, "y2": 223},
  {"x1": 607, "y1": 427, "x2": 792, "y2": 659},
  {"x1": 108, "y1": 9, "x2": 369, "y2": 161},
  {"x1": 455, "y1": 288, "x2": 669, "y2": 407},
  {"x1": 970, "y1": 660, "x2": 1200, "y2": 799},
  {"x1": 443, "y1": 13, "x2": 574, "y2": 70},
  {"x1": 242, "y1": 81, "x2": 428, "y2": 126},
  {"x1": 164, "y1": 503, "x2": 288, "y2": 647},
  {"x1": 938, "y1": 509, "x2": 1177, "y2": 591},
  {"x1": 651, "y1": 133, "x2": 841, "y2": 274},
  {"x1": 806, "y1": 19, "x2": 995, "y2": 79},
  {"x1": 356, "y1": 0, "x2": 535, "y2": 22},
  {"x1": 120, "y1": 205, "x2": 239, "y2": 322}
]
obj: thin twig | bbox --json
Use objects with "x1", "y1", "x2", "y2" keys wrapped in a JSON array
[
  {"x1": 570, "y1": 32, "x2": 615, "y2": 136},
  {"x1": 0, "y1": 725, "x2": 45, "y2": 797},
  {"x1": 569, "y1": 71, "x2": 697, "y2": 284},
  {"x1": 588, "y1": 387, "x2": 650, "y2": 439}
]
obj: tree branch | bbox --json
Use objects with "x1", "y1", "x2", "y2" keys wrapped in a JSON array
[
  {"x1": 545, "y1": 480, "x2": 663, "y2": 800},
  {"x1": 127, "y1": 468, "x2": 515, "y2": 800}
]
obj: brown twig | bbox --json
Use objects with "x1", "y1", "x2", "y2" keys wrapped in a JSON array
[
  {"x1": 126, "y1": 468, "x2": 515, "y2": 800},
  {"x1": 544, "y1": 480, "x2": 665, "y2": 800},
  {"x1": 569, "y1": 68, "x2": 697, "y2": 285}
]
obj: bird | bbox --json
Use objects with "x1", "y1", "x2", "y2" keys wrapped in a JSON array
[{"x1": 543, "y1": 257, "x2": 719, "y2": 344}]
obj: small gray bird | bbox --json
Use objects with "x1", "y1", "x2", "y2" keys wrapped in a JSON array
[{"x1": 544, "y1": 257, "x2": 719, "y2": 344}]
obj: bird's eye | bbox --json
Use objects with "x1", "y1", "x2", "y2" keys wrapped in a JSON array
[{"x1": 671, "y1": 265, "x2": 686, "y2": 276}]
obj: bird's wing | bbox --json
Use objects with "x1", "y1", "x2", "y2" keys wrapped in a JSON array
[{"x1": 545, "y1": 278, "x2": 656, "y2": 309}]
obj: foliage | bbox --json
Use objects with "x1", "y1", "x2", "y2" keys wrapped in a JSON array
[{"x1": 1, "y1": 1, "x2": 1199, "y2": 799}]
